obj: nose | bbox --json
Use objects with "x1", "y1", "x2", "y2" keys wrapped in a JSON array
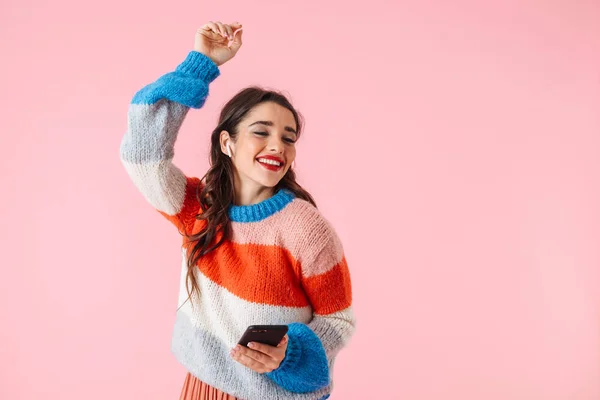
[{"x1": 268, "y1": 138, "x2": 285, "y2": 154}]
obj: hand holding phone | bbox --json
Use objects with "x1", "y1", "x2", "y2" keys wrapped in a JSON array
[{"x1": 231, "y1": 325, "x2": 289, "y2": 374}]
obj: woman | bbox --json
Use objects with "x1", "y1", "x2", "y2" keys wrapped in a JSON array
[{"x1": 120, "y1": 21, "x2": 356, "y2": 400}]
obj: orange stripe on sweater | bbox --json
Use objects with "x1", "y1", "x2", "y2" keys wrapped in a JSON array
[
  {"x1": 158, "y1": 176, "x2": 203, "y2": 235},
  {"x1": 194, "y1": 240, "x2": 310, "y2": 308},
  {"x1": 302, "y1": 257, "x2": 352, "y2": 315}
]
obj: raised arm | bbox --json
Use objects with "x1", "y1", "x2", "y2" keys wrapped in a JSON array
[{"x1": 119, "y1": 22, "x2": 242, "y2": 234}]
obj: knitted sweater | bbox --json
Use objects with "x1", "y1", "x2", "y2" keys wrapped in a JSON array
[{"x1": 119, "y1": 51, "x2": 356, "y2": 400}]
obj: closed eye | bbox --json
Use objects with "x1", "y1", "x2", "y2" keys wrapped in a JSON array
[{"x1": 254, "y1": 131, "x2": 296, "y2": 144}]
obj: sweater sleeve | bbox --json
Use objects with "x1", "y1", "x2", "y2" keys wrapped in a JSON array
[
  {"x1": 119, "y1": 51, "x2": 220, "y2": 235},
  {"x1": 266, "y1": 221, "x2": 356, "y2": 393}
]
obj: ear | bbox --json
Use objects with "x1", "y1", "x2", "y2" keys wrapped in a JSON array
[{"x1": 220, "y1": 130, "x2": 231, "y2": 156}]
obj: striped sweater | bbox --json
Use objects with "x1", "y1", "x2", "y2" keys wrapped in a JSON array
[{"x1": 119, "y1": 51, "x2": 356, "y2": 400}]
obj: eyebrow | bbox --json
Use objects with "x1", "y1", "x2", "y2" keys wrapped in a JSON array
[{"x1": 248, "y1": 120, "x2": 297, "y2": 135}]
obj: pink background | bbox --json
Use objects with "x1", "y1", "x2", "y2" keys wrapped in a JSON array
[{"x1": 1, "y1": 0, "x2": 599, "y2": 399}]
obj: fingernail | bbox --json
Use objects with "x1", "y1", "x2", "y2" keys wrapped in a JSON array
[{"x1": 248, "y1": 342, "x2": 255, "y2": 348}]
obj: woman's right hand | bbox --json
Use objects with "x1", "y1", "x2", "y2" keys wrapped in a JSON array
[{"x1": 194, "y1": 21, "x2": 243, "y2": 66}]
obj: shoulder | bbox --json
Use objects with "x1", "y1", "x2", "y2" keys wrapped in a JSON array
[
  {"x1": 285, "y1": 198, "x2": 336, "y2": 239},
  {"x1": 281, "y1": 197, "x2": 344, "y2": 271}
]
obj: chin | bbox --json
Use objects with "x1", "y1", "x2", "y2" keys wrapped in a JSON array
[
  {"x1": 256, "y1": 178, "x2": 280, "y2": 188},
  {"x1": 252, "y1": 166, "x2": 286, "y2": 188}
]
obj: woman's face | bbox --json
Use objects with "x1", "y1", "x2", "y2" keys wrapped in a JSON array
[{"x1": 223, "y1": 101, "x2": 298, "y2": 189}]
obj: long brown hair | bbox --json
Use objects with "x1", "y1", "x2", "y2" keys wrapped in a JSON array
[{"x1": 179, "y1": 86, "x2": 317, "y2": 310}]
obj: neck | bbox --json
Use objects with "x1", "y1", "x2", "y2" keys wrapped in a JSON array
[{"x1": 232, "y1": 181, "x2": 275, "y2": 206}]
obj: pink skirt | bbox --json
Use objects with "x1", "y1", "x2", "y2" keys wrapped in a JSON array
[{"x1": 179, "y1": 372, "x2": 238, "y2": 400}]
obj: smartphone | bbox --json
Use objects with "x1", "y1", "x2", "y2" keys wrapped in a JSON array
[{"x1": 238, "y1": 325, "x2": 289, "y2": 348}]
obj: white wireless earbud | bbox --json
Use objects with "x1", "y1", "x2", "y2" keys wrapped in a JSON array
[{"x1": 226, "y1": 143, "x2": 232, "y2": 158}]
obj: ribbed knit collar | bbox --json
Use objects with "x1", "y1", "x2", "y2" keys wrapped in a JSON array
[{"x1": 228, "y1": 188, "x2": 295, "y2": 223}]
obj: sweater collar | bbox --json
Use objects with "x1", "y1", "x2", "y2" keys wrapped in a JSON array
[{"x1": 228, "y1": 188, "x2": 295, "y2": 223}]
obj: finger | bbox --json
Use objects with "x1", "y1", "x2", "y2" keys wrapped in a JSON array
[
  {"x1": 199, "y1": 22, "x2": 221, "y2": 41},
  {"x1": 223, "y1": 24, "x2": 234, "y2": 39},
  {"x1": 247, "y1": 341, "x2": 277, "y2": 357},
  {"x1": 204, "y1": 21, "x2": 220, "y2": 34},
  {"x1": 238, "y1": 344, "x2": 274, "y2": 364},
  {"x1": 233, "y1": 351, "x2": 270, "y2": 373},
  {"x1": 230, "y1": 22, "x2": 242, "y2": 34},
  {"x1": 214, "y1": 21, "x2": 229, "y2": 38},
  {"x1": 231, "y1": 27, "x2": 243, "y2": 48},
  {"x1": 246, "y1": 343, "x2": 284, "y2": 370},
  {"x1": 277, "y1": 335, "x2": 288, "y2": 347}
]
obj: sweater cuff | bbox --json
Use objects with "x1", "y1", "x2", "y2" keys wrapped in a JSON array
[
  {"x1": 175, "y1": 51, "x2": 220, "y2": 83},
  {"x1": 265, "y1": 323, "x2": 330, "y2": 393},
  {"x1": 275, "y1": 326, "x2": 303, "y2": 372}
]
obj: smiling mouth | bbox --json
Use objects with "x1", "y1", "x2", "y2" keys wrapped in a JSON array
[{"x1": 256, "y1": 159, "x2": 284, "y2": 171}]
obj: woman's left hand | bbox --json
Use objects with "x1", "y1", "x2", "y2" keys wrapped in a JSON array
[{"x1": 230, "y1": 335, "x2": 288, "y2": 373}]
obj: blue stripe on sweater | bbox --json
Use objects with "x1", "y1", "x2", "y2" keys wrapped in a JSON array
[
  {"x1": 265, "y1": 323, "x2": 330, "y2": 393},
  {"x1": 131, "y1": 51, "x2": 220, "y2": 108},
  {"x1": 228, "y1": 188, "x2": 295, "y2": 223}
]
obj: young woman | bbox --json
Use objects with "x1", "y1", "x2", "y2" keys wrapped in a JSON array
[{"x1": 120, "y1": 21, "x2": 356, "y2": 400}]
